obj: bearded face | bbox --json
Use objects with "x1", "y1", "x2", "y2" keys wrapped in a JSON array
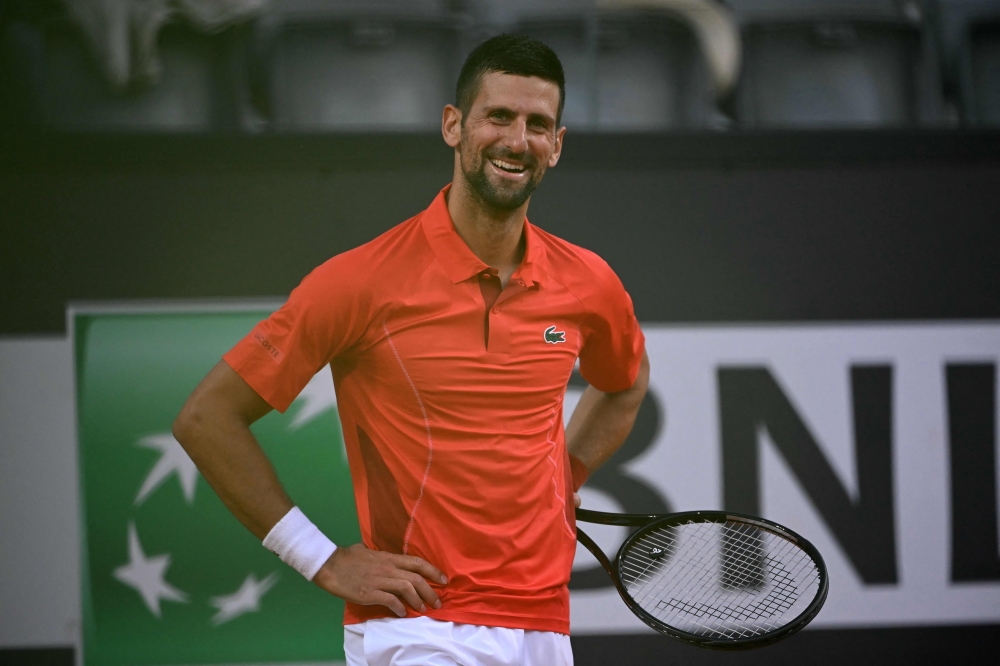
[
  {"x1": 457, "y1": 125, "x2": 546, "y2": 212},
  {"x1": 445, "y1": 72, "x2": 564, "y2": 214}
]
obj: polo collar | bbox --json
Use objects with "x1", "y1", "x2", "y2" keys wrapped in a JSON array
[{"x1": 421, "y1": 185, "x2": 544, "y2": 286}]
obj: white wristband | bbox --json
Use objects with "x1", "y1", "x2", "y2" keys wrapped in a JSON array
[{"x1": 262, "y1": 506, "x2": 337, "y2": 581}]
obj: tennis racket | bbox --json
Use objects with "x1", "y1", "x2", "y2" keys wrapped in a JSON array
[{"x1": 575, "y1": 508, "x2": 828, "y2": 650}]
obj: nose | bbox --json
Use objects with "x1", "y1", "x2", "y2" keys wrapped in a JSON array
[{"x1": 501, "y1": 117, "x2": 529, "y2": 155}]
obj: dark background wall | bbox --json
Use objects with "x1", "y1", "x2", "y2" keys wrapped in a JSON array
[
  {"x1": 2, "y1": 131, "x2": 1000, "y2": 664},
  {"x1": 3, "y1": 131, "x2": 1000, "y2": 336}
]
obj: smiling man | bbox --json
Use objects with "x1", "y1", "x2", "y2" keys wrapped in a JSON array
[{"x1": 173, "y1": 35, "x2": 648, "y2": 666}]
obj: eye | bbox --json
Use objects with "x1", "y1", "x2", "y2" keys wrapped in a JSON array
[{"x1": 528, "y1": 119, "x2": 553, "y2": 134}]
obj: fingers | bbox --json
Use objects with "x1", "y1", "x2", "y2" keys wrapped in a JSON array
[
  {"x1": 389, "y1": 555, "x2": 444, "y2": 610},
  {"x1": 400, "y1": 568, "x2": 443, "y2": 610},
  {"x1": 574, "y1": 492, "x2": 581, "y2": 508},
  {"x1": 314, "y1": 544, "x2": 448, "y2": 618},
  {"x1": 395, "y1": 554, "x2": 448, "y2": 585},
  {"x1": 382, "y1": 575, "x2": 432, "y2": 614},
  {"x1": 369, "y1": 590, "x2": 407, "y2": 618}
]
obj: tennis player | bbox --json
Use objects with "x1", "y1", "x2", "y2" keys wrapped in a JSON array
[{"x1": 174, "y1": 34, "x2": 649, "y2": 666}]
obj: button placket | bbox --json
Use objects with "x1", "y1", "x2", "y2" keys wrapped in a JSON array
[{"x1": 479, "y1": 270, "x2": 502, "y2": 348}]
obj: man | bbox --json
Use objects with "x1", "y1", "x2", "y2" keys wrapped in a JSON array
[{"x1": 173, "y1": 34, "x2": 649, "y2": 666}]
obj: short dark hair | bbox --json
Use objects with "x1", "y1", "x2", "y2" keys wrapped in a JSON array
[{"x1": 455, "y1": 34, "x2": 566, "y2": 125}]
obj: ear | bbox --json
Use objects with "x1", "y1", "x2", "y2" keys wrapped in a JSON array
[
  {"x1": 548, "y1": 125, "x2": 567, "y2": 168},
  {"x1": 442, "y1": 104, "x2": 463, "y2": 149}
]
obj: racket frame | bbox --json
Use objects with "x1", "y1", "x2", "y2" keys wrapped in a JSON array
[{"x1": 575, "y1": 508, "x2": 829, "y2": 651}]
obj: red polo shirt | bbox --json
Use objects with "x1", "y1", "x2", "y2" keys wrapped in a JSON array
[{"x1": 223, "y1": 186, "x2": 644, "y2": 634}]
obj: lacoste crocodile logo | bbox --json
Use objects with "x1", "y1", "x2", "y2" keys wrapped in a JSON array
[{"x1": 544, "y1": 326, "x2": 566, "y2": 344}]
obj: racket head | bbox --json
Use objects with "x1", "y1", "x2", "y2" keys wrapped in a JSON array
[{"x1": 612, "y1": 511, "x2": 828, "y2": 650}]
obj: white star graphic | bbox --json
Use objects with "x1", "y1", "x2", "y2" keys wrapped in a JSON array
[
  {"x1": 209, "y1": 572, "x2": 279, "y2": 625},
  {"x1": 113, "y1": 523, "x2": 188, "y2": 618},
  {"x1": 289, "y1": 369, "x2": 337, "y2": 431},
  {"x1": 134, "y1": 433, "x2": 199, "y2": 505}
]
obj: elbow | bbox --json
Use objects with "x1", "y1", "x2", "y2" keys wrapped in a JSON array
[
  {"x1": 630, "y1": 350, "x2": 651, "y2": 401},
  {"x1": 604, "y1": 351, "x2": 649, "y2": 413},
  {"x1": 171, "y1": 360, "x2": 265, "y2": 454},
  {"x1": 618, "y1": 351, "x2": 650, "y2": 416},
  {"x1": 172, "y1": 399, "x2": 205, "y2": 450},
  {"x1": 172, "y1": 411, "x2": 188, "y2": 445}
]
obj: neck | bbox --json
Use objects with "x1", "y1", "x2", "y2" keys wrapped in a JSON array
[{"x1": 446, "y1": 175, "x2": 528, "y2": 284}]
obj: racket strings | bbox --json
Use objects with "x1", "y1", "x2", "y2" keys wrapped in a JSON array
[
  {"x1": 620, "y1": 521, "x2": 821, "y2": 640},
  {"x1": 627, "y1": 525, "x2": 813, "y2": 637},
  {"x1": 658, "y1": 560, "x2": 795, "y2": 623},
  {"x1": 626, "y1": 531, "x2": 782, "y2": 638}
]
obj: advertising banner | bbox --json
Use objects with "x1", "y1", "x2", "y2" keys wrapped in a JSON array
[
  {"x1": 74, "y1": 305, "x2": 1000, "y2": 665},
  {"x1": 74, "y1": 304, "x2": 357, "y2": 666},
  {"x1": 571, "y1": 323, "x2": 1000, "y2": 632}
]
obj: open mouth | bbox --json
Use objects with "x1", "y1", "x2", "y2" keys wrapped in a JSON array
[{"x1": 489, "y1": 158, "x2": 526, "y2": 174}]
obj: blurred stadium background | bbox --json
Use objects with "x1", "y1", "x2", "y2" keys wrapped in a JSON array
[
  {"x1": 2, "y1": 0, "x2": 1000, "y2": 665},
  {"x1": 3, "y1": 0, "x2": 1000, "y2": 131}
]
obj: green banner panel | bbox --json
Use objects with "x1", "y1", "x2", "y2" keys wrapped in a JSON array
[{"x1": 73, "y1": 305, "x2": 359, "y2": 666}]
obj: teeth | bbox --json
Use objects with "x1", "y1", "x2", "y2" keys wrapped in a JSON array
[{"x1": 491, "y1": 159, "x2": 525, "y2": 172}]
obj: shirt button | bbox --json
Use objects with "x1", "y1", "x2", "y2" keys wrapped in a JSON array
[
  {"x1": 480, "y1": 273, "x2": 490, "y2": 280},
  {"x1": 493, "y1": 307, "x2": 500, "y2": 314}
]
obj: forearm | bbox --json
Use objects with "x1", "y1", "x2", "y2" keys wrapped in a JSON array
[
  {"x1": 174, "y1": 361, "x2": 445, "y2": 614},
  {"x1": 566, "y1": 351, "x2": 650, "y2": 476},
  {"x1": 176, "y1": 417, "x2": 291, "y2": 539},
  {"x1": 173, "y1": 363, "x2": 292, "y2": 539}
]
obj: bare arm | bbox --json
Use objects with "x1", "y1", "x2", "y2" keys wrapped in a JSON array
[
  {"x1": 173, "y1": 361, "x2": 290, "y2": 537},
  {"x1": 566, "y1": 350, "x2": 650, "y2": 501},
  {"x1": 173, "y1": 361, "x2": 446, "y2": 616}
]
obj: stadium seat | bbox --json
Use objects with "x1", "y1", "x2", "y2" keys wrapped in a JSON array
[
  {"x1": 934, "y1": 0, "x2": 1000, "y2": 126},
  {"x1": 46, "y1": 22, "x2": 241, "y2": 132},
  {"x1": 252, "y1": 0, "x2": 460, "y2": 131},
  {"x1": 0, "y1": 2, "x2": 249, "y2": 133},
  {"x1": 968, "y1": 21, "x2": 1000, "y2": 125},
  {"x1": 467, "y1": 0, "x2": 729, "y2": 130},
  {"x1": 728, "y1": 0, "x2": 948, "y2": 127}
]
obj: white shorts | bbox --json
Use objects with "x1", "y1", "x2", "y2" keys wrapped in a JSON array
[{"x1": 343, "y1": 617, "x2": 573, "y2": 666}]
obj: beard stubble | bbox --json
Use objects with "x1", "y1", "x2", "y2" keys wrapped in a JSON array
[{"x1": 459, "y1": 134, "x2": 545, "y2": 212}]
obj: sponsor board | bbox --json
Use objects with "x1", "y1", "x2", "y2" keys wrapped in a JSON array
[
  {"x1": 73, "y1": 305, "x2": 354, "y2": 666},
  {"x1": 570, "y1": 323, "x2": 1000, "y2": 633},
  {"x1": 73, "y1": 305, "x2": 1000, "y2": 665}
]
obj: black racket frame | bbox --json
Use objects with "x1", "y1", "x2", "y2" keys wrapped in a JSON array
[{"x1": 575, "y1": 508, "x2": 829, "y2": 651}]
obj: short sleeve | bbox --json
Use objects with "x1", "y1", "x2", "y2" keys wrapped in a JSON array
[
  {"x1": 577, "y1": 261, "x2": 645, "y2": 393},
  {"x1": 222, "y1": 254, "x2": 372, "y2": 412}
]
